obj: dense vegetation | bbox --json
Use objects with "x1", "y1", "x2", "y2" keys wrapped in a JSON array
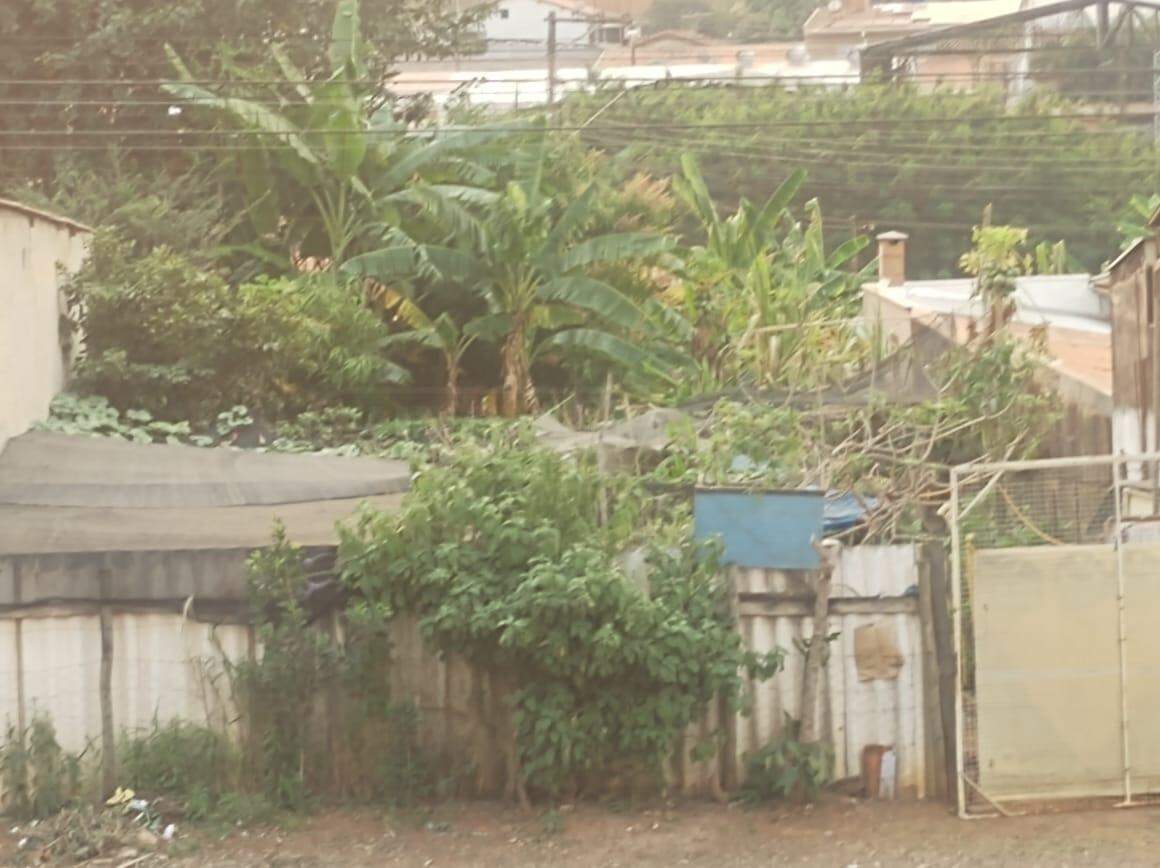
[
  {"x1": 1, "y1": 0, "x2": 1135, "y2": 817},
  {"x1": 564, "y1": 83, "x2": 1153, "y2": 278},
  {"x1": 645, "y1": 0, "x2": 820, "y2": 40},
  {"x1": 341, "y1": 439, "x2": 783, "y2": 802},
  {"x1": 6, "y1": 0, "x2": 1152, "y2": 424}
]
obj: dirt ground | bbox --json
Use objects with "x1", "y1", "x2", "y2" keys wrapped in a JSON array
[{"x1": 10, "y1": 797, "x2": 1160, "y2": 867}]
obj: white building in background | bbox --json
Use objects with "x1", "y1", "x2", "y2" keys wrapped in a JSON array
[
  {"x1": 392, "y1": 30, "x2": 857, "y2": 112},
  {"x1": 0, "y1": 199, "x2": 89, "y2": 453},
  {"x1": 474, "y1": 0, "x2": 628, "y2": 46}
]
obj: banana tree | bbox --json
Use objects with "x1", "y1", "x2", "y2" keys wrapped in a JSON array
[
  {"x1": 162, "y1": 0, "x2": 500, "y2": 269},
  {"x1": 673, "y1": 155, "x2": 869, "y2": 386},
  {"x1": 378, "y1": 292, "x2": 481, "y2": 416},
  {"x1": 346, "y1": 152, "x2": 678, "y2": 416}
]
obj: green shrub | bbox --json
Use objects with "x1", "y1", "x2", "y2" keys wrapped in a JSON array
[
  {"x1": 739, "y1": 716, "x2": 833, "y2": 804},
  {"x1": 66, "y1": 232, "x2": 408, "y2": 424},
  {"x1": 118, "y1": 720, "x2": 237, "y2": 819},
  {"x1": 340, "y1": 438, "x2": 783, "y2": 799},
  {"x1": 0, "y1": 716, "x2": 83, "y2": 818}
]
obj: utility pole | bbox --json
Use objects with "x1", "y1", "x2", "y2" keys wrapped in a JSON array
[{"x1": 547, "y1": 11, "x2": 558, "y2": 109}]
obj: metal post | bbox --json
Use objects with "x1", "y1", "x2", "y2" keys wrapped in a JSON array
[
  {"x1": 1151, "y1": 271, "x2": 1160, "y2": 509},
  {"x1": 1113, "y1": 456, "x2": 1134, "y2": 806},
  {"x1": 949, "y1": 467, "x2": 968, "y2": 817},
  {"x1": 1153, "y1": 49, "x2": 1160, "y2": 146},
  {"x1": 547, "y1": 11, "x2": 557, "y2": 110}
]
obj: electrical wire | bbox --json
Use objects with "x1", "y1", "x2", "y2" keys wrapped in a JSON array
[
  {"x1": 5, "y1": 62, "x2": 1160, "y2": 87},
  {"x1": 582, "y1": 125, "x2": 1153, "y2": 174}
]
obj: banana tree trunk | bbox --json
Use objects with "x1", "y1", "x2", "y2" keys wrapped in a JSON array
[
  {"x1": 443, "y1": 353, "x2": 460, "y2": 417},
  {"x1": 500, "y1": 321, "x2": 536, "y2": 417}
]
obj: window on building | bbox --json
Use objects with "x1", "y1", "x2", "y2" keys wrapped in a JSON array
[{"x1": 498, "y1": 8, "x2": 510, "y2": 17}]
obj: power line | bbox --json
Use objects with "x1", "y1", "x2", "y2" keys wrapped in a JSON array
[
  {"x1": 587, "y1": 126, "x2": 1154, "y2": 184},
  {"x1": 5, "y1": 61, "x2": 1160, "y2": 87},
  {"x1": 1, "y1": 108, "x2": 1156, "y2": 138},
  {"x1": 579, "y1": 119, "x2": 1148, "y2": 157}
]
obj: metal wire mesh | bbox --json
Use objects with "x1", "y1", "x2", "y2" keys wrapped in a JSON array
[{"x1": 949, "y1": 456, "x2": 1160, "y2": 816}]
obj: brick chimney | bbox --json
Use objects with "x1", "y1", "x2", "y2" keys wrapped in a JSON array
[{"x1": 876, "y1": 230, "x2": 908, "y2": 287}]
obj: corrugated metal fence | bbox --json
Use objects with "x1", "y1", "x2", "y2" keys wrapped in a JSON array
[
  {"x1": 732, "y1": 545, "x2": 929, "y2": 796},
  {"x1": 0, "y1": 544, "x2": 941, "y2": 799}
]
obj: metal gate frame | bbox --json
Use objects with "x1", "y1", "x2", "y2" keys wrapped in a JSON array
[{"x1": 948, "y1": 452, "x2": 1160, "y2": 818}]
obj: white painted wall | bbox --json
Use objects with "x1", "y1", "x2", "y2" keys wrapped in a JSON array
[
  {"x1": 483, "y1": 0, "x2": 600, "y2": 44},
  {"x1": 0, "y1": 202, "x2": 89, "y2": 453},
  {"x1": 0, "y1": 612, "x2": 250, "y2": 755}
]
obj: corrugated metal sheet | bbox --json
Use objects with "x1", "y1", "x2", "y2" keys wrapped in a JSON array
[
  {"x1": 733, "y1": 545, "x2": 926, "y2": 795},
  {"x1": 112, "y1": 615, "x2": 249, "y2": 739},
  {"x1": 0, "y1": 613, "x2": 249, "y2": 754},
  {"x1": 18, "y1": 615, "x2": 102, "y2": 753},
  {"x1": 0, "y1": 544, "x2": 927, "y2": 798}
]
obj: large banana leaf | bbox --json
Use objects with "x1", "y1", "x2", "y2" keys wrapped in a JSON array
[
  {"x1": 826, "y1": 235, "x2": 870, "y2": 270},
  {"x1": 378, "y1": 124, "x2": 519, "y2": 189},
  {"x1": 751, "y1": 169, "x2": 806, "y2": 242},
  {"x1": 341, "y1": 245, "x2": 420, "y2": 280},
  {"x1": 538, "y1": 276, "x2": 650, "y2": 331},
  {"x1": 464, "y1": 313, "x2": 512, "y2": 342},
  {"x1": 388, "y1": 185, "x2": 487, "y2": 247},
  {"x1": 420, "y1": 245, "x2": 484, "y2": 283},
  {"x1": 541, "y1": 184, "x2": 597, "y2": 258},
  {"x1": 162, "y1": 48, "x2": 318, "y2": 170},
  {"x1": 539, "y1": 328, "x2": 653, "y2": 368},
  {"x1": 270, "y1": 45, "x2": 312, "y2": 102},
  {"x1": 641, "y1": 297, "x2": 694, "y2": 341},
  {"x1": 673, "y1": 153, "x2": 719, "y2": 230},
  {"x1": 311, "y1": 76, "x2": 366, "y2": 180},
  {"x1": 546, "y1": 233, "x2": 673, "y2": 274},
  {"x1": 329, "y1": 0, "x2": 361, "y2": 74}
]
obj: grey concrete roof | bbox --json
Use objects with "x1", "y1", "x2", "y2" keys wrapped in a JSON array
[{"x1": 0, "y1": 431, "x2": 410, "y2": 555}]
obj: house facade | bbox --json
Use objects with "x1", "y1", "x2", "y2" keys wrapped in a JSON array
[
  {"x1": 806, "y1": 0, "x2": 1028, "y2": 88},
  {"x1": 862, "y1": 231, "x2": 1113, "y2": 457},
  {"x1": 0, "y1": 199, "x2": 90, "y2": 452},
  {"x1": 477, "y1": 0, "x2": 628, "y2": 46},
  {"x1": 1100, "y1": 212, "x2": 1160, "y2": 466}
]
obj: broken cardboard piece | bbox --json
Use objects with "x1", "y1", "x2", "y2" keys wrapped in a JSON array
[{"x1": 853, "y1": 622, "x2": 905, "y2": 681}]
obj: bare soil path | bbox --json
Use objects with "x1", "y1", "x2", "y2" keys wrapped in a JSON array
[{"x1": 6, "y1": 797, "x2": 1159, "y2": 866}]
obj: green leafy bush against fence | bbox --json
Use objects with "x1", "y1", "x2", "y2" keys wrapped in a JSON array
[{"x1": 340, "y1": 436, "x2": 783, "y2": 802}]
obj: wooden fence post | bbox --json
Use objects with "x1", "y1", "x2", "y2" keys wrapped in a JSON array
[
  {"x1": 98, "y1": 565, "x2": 116, "y2": 797},
  {"x1": 801, "y1": 542, "x2": 838, "y2": 745},
  {"x1": 920, "y1": 538, "x2": 957, "y2": 801}
]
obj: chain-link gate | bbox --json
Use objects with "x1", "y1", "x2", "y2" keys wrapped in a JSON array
[{"x1": 949, "y1": 453, "x2": 1160, "y2": 816}]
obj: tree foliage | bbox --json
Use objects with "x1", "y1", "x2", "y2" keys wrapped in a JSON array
[
  {"x1": 568, "y1": 83, "x2": 1154, "y2": 277},
  {"x1": 959, "y1": 224, "x2": 1030, "y2": 338},
  {"x1": 66, "y1": 231, "x2": 407, "y2": 420},
  {"x1": 671, "y1": 155, "x2": 870, "y2": 391},
  {"x1": 339, "y1": 438, "x2": 782, "y2": 798},
  {"x1": 345, "y1": 141, "x2": 681, "y2": 415},
  {"x1": 645, "y1": 0, "x2": 818, "y2": 39},
  {"x1": 0, "y1": 0, "x2": 491, "y2": 205}
]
